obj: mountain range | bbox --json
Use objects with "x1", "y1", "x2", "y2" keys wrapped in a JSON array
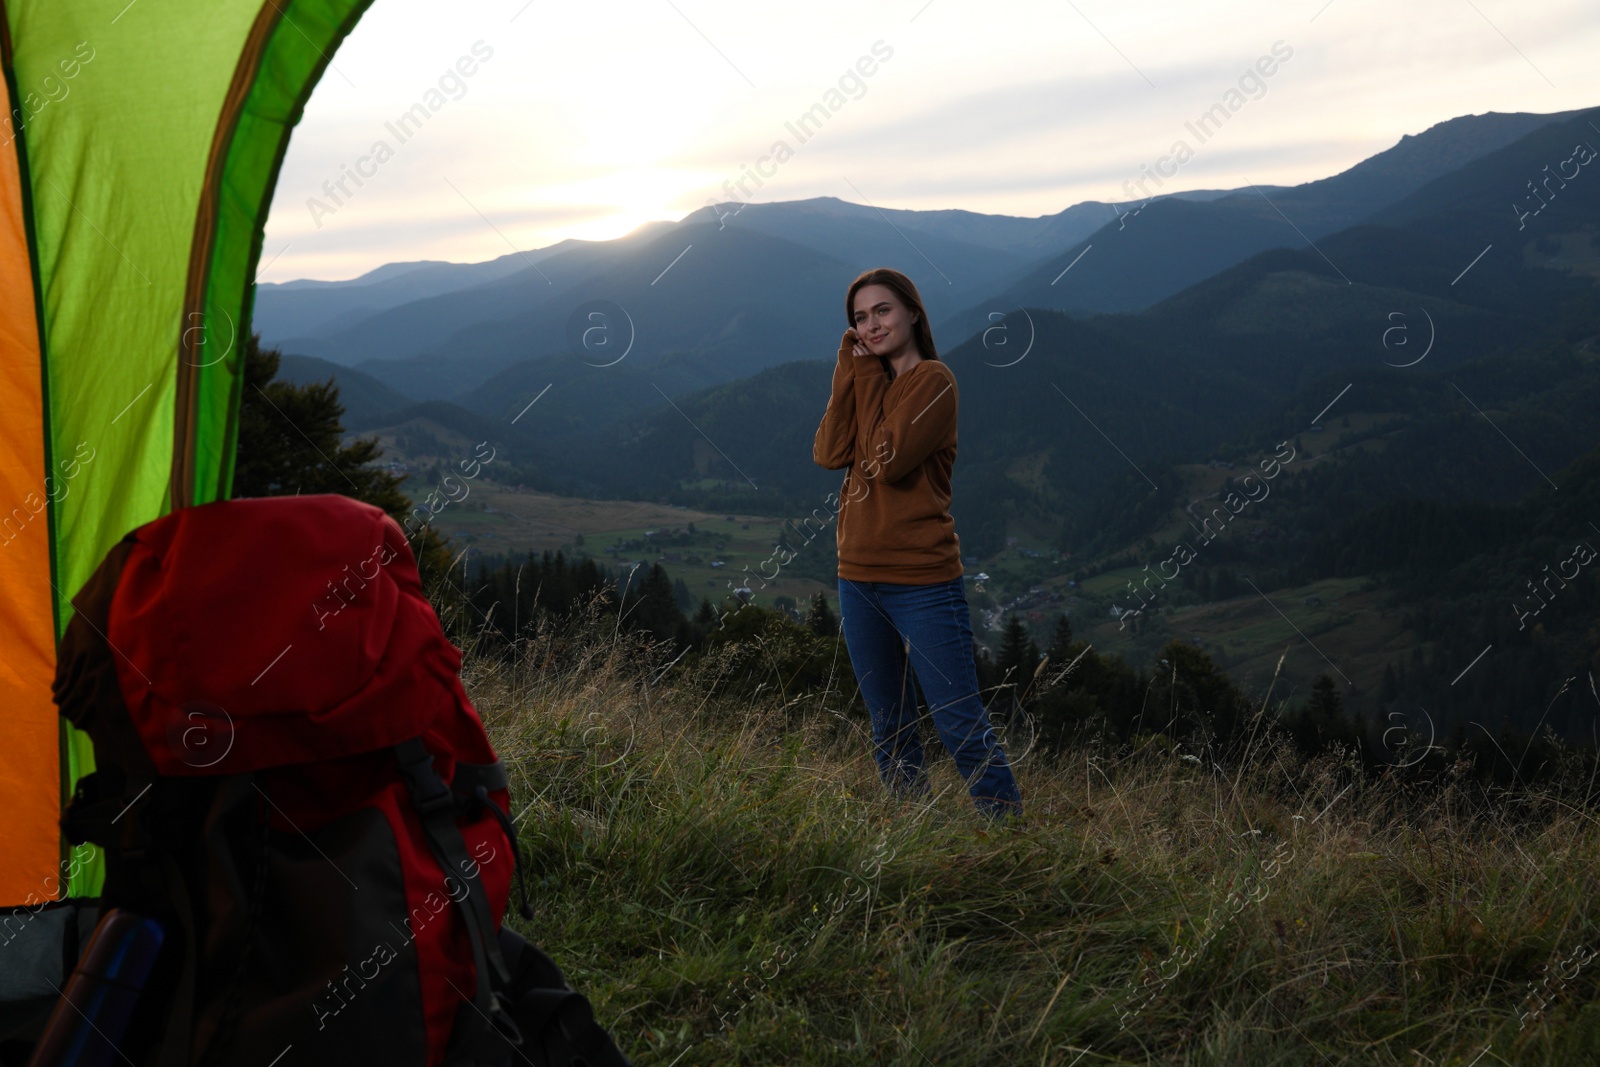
[
  {"x1": 258, "y1": 106, "x2": 1584, "y2": 450},
  {"x1": 259, "y1": 102, "x2": 1600, "y2": 744},
  {"x1": 260, "y1": 101, "x2": 1600, "y2": 556}
]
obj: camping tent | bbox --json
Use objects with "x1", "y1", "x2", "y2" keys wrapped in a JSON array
[{"x1": 0, "y1": 0, "x2": 373, "y2": 996}]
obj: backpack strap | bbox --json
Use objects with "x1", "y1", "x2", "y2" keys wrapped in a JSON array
[
  {"x1": 394, "y1": 739, "x2": 516, "y2": 1059},
  {"x1": 396, "y1": 743, "x2": 630, "y2": 1066},
  {"x1": 498, "y1": 928, "x2": 633, "y2": 1067},
  {"x1": 452, "y1": 761, "x2": 532, "y2": 922}
]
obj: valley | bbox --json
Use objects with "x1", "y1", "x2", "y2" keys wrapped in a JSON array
[{"x1": 258, "y1": 103, "x2": 1600, "y2": 747}]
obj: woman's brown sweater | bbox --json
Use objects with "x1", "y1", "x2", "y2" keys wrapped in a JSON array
[{"x1": 812, "y1": 336, "x2": 963, "y2": 584}]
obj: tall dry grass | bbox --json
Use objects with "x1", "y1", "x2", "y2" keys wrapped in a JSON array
[{"x1": 448, "y1": 593, "x2": 1600, "y2": 1065}]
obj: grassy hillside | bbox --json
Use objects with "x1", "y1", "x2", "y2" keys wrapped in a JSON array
[
  {"x1": 273, "y1": 353, "x2": 415, "y2": 426},
  {"x1": 467, "y1": 600, "x2": 1600, "y2": 1066}
]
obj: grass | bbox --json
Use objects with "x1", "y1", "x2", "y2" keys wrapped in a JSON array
[
  {"x1": 458, "y1": 596, "x2": 1600, "y2": 1065},
  {"x1": 1076, "y1": 574, "x2": 1415, "y2": 700}
]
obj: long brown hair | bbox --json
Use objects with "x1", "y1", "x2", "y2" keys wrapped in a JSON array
[{"x1": 845, "y1": 268, "x2": 939, "y2": 362}]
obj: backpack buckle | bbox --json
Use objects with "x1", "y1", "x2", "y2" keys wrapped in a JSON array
[{"x1": 394, "y1": 739, "x2": 454, "y2": 819}]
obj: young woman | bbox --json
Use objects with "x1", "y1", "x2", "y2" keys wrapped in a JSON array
[{"x1": 812, "y1": 267, "x2": 1022, "y2": 818}]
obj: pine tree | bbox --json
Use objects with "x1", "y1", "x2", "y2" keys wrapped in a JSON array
[
  {"x1": 805, "y1": 592, "x2": 839, "y2": 637},
  {"x1": 1046, "y1": 614, "x2": 1075, "y2": 664},
  {"x1": 1307, "y1": 673, "x2": 1345, "y2": 730},
  {"x1": 233, "y1": 334, "x2": 452, "y2": 581},
  {"x1": 234, "y1": 334, "x2": 403, "y2": 508},
  {"x1": 672, "y1": 576, "x2": 695, "y2": 615},
  {"x1": 618, "y1": 562, "x2": 684, "y2": 648},
  {"x1": 1285, "y1": 671, "x2": 1364, "y2": 758},
  {"x1": 996, "y1": 613, "x2": 1041, "y2": 719}
]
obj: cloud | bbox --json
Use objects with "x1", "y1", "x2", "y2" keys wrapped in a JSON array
[{"x1": 260, "y1": 0, "x2": 1600, "y2": 281}]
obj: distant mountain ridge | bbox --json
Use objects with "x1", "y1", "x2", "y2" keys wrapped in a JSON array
[
  {"x1": 254, "y1": 243, "x2": 575, "y2": 341},
  {"x1": 254, "y1": 104, "x2": 1598, "y2": 530},
  {"x1": 934, "y1": 108, "x2": 1585, "y2": 341},
  {"x1": 255, "y1": 107, "x2": 1581, "y2": 420}
]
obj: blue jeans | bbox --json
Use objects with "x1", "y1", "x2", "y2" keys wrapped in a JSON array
[{"x1": 837, "y1": 576, "x2": 1022, "y2": 817}]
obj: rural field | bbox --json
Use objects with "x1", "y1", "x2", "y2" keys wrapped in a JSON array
[
  {"x1": 408, "y1": 464, "x2": 1463, "y2": 703},
  {"x1": 1075, "y1": 574, "x2": 1399, "y2": 695},
  {"x1": 399, "y1": 474, "x2": 843, "y2": 607}
]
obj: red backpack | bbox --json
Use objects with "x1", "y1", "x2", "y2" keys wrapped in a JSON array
[{"x1": 44, "y1": 494, "x2": 629, "y2": 1067}]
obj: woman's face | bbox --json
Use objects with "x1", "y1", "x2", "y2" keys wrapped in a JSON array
[{"x1": 851, "y1": 284, "x2": 917, "y2": 357}]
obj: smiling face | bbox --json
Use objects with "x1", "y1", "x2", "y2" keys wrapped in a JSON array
[{"x1": 851, "y1": 284, "x2": 919, "y2": 360}]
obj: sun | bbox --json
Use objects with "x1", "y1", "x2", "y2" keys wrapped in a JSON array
[{"x1": 522, "y1": 166, "x2": 710, "y2": 244}]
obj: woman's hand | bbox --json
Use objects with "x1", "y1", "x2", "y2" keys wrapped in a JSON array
[{"x1": 841, "y1": 328, "x2": 871, "y2": 359}]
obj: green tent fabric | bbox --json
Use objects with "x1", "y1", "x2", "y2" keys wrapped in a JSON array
[{"x1": 0, "y1": 0, "x2": 373, "y2": 907}]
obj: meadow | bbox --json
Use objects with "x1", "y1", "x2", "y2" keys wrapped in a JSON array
[{"x1": 456, "y1": 592, "x2": 1600, "y2": 1066}]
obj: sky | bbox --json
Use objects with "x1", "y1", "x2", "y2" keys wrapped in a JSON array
[{"x1": 258, "y1": 0, "x2": 1600, "y2": 283}]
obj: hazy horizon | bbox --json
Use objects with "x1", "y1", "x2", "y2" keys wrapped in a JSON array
[{"x1": 259, "y1": 0, "x2": 1600, "y2": 283}]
